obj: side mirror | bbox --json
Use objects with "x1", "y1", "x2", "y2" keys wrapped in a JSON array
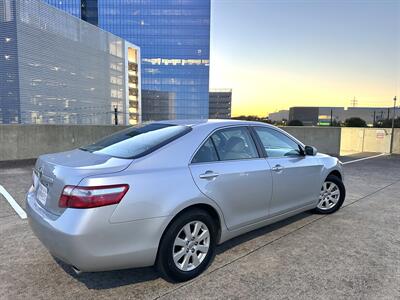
[{"x1": 305, "y1": 145, "x2": 317, "y2": 156}]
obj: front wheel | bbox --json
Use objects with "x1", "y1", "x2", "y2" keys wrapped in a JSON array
[
  {"x1": 156, "y1": 208, "x2": 217, "y2": 282},
  {"x1": 313, "y1": 175, "x2": 346, "y2": 214}
]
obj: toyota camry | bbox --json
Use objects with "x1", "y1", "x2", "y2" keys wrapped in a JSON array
[{"x1": 27, "y1": 120, "x2": 345, "y2": 282}]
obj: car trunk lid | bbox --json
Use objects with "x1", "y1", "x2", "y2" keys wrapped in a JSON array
[{"x1": 33, "y1": 149, "x2": 132, "y2": 216}]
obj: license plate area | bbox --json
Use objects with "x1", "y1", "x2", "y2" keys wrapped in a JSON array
[{"x1": 36, "y1": 182, "x2": 48, "y2": 206}]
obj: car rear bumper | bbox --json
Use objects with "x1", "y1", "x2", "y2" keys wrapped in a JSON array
[{"x1": 26, "y1": 191, "x2": 168, "y2": 272}]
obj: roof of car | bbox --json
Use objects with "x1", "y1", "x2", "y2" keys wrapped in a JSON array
[{"x1": 151, "y1": 119, "x2": 272, "y2": 128}]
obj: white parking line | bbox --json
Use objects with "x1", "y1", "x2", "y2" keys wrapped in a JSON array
[
  {"x1": 342, "y1": 153, "x2": 388, "y2": 165},
  {"x1": 0, "y1": 185, "x2": 27, "y2": 219}
]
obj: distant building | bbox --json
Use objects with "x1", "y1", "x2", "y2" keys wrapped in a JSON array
[
  {"x1": 209, "y1": 89, "x2": 232, "y2": 119},
  {"x1": 44, "y1": 0, "x2": 211, "y2": 121},
  {"x1": 267, "y1": 110, "x2": 289, "y2": 122},
  {"x1": 288, "y1": 106, "x2": 394, "y2": 126},
  {"x1": 289, "y1": 107, "x2": 320, "y2": 125},
  {"x1": 345, "y1": 107, "x2": 391, "y2": 125},
  {"x1": 0, "y1": 0, "x2": 140, "y2": 125}
]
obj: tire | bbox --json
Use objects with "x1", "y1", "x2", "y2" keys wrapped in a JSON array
[
  {"x1": 156, "y1": 208, "x2": 217, "y2": 282},
  {"x1": 313, "y1": 174, "x2": 346, "y2": 214}
]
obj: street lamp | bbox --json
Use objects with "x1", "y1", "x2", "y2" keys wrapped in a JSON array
[{"x1": 389, "y1": 96, "x2": 397, "y2": 154}]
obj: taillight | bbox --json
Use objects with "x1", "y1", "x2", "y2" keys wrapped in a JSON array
[{"x1": 59, "y1": 184, "x2": 129, "y2": 208}]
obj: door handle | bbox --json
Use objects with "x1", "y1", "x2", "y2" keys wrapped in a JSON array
[
  {"x1": 199, "y1": 171, "x2": 219, "y2": 179},
  {"x1": 272, "y1": 164, "x2": 284, "y2": 172}
]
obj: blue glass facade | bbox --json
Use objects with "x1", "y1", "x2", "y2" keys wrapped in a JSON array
[
  {"x1": 42, "y1": 0, "x2": 81, "y2": 17},
  {"x1": 43, "y1": 0, "x2": 210, "y2": 120}
]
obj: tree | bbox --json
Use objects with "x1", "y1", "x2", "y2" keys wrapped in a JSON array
[
  {"x1": 375, "y1": 117, "x2": 400, "y2": 128},
  {"x1": 288, "y1": 119, "x2": 303, "y2": 126},
  {"x1": 331, "y1": 119, "x2": 341, "y2": 127},
  {"x1": 231, "y1": 115, "x2": 269, "y2": 123},
  {"x1": 344, "y1": 117, "x2": 367, "y2": 127}
]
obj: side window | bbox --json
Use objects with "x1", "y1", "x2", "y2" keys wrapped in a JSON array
[
  {"x1": 254, "y1": 127, "x2": 302, "y2": 158},
  {"x1": 212, "y1": 127, "x2": 259, "y2": 161},
  {"x1": 192, "y1": 138, "x2": 219, "y2": 163}
]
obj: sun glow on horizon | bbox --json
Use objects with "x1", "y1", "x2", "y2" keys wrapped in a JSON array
[{"x1": 210, "y1": 0, "x2": 399, "y2": 117}]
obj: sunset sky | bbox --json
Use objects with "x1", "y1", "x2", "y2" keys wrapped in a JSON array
[{"x1": 209, "y1": 0, "x2": 400, "y2": 117}]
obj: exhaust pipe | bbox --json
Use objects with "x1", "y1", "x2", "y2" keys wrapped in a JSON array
[{"x1": 72, "y1": 266, "x2": 82, "y2": 275}]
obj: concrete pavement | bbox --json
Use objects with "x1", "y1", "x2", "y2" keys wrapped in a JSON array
[{"x1": 0, "y1": 155, "x2": 399, "y2": 299}]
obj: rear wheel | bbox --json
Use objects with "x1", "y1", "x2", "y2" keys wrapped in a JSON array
[
  {"x1": 156, "y1": 208, "x2": 217, "y2": 282},
  {"x1": 313, "y1": 175, "x2": 345, "y2": 214}
]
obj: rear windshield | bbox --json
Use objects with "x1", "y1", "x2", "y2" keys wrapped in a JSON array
[{"x1": 80, "y1": 123, "x2": 191, "y2": 159}]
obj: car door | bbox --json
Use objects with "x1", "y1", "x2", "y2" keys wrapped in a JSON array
[
  {"x1": 189, "y1": 126, "x2": 273, "y2": 230},
  {"x1": 252, "y1": 126, "x2": 323, "y2": 216}
]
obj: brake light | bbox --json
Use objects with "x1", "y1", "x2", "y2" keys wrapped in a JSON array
[{"x1": 59, "y1": 184, "x2": 129, "y2": 208}]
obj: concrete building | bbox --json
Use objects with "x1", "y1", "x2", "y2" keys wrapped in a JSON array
[
  {"x1": 209, "y1": 89, "x2": 232, "y2": 119},
  {"x1": 289, "y1": 106, "x2": 394, "y2": 126},
  {"x1": 0, "y1": 0, "x2": 141, "y2": 125},
  {"x1": 267, "y1": 110, "x2": 289, "y2": 122},
  {"x1": 44, "y1": 0, "x2": 211, "y2": 121}
]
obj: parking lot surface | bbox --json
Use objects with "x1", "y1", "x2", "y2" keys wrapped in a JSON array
[{"x1": 0, "y1": 154, "x2": 399, "y2": 299}]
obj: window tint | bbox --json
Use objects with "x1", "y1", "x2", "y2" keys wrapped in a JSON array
[
  {"x1": 254, "y1": 127, "x2": 302, "y2": 158},
  {"x1": 212, "y1": 127, "x2": 258, "y2": 161},
  {"x1": 80, "y1": 123, "x2": 190, "y2": 158},
  {"x1": 192, "y1": 138, "x2": 219, "y2": 163}
]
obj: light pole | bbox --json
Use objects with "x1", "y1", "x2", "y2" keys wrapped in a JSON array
[
  {"x1": 389, "y1": 96, "x2": 397, "y2": 154},
  {"x1": 114, "y1": 106, "x2": 118, "y2": 125}
]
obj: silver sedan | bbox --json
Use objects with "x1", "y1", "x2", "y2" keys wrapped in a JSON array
[{"x1": 26, "y1": 120, "x2": 345, "y2": 282}]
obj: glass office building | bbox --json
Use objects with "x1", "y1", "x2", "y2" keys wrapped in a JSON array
[
  {"x1": 0, "y1": 0, "x2": 141, "y2": 124},
  {"x1": 209, "y1": 89, "x2": 232, "y2": 119},
  {"x1": 43, "y1": 0, "x2": 81, "y2": 17},
  {"x1": 44, "y1": 0, "x2": 211, "y2": 120}
]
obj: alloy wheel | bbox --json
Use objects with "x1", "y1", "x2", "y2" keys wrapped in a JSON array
[
  {"x1": 172, "y1": 221, "x2": 210, "y2": 272},
  {"x1": 317, "y1": 181, "x2": 341, "y2": 210}
]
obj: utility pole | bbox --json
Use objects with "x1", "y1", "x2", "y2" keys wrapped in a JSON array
[
  {"x1": 373, "y1": 111, "x2": 376, "y2": 126},
  {"x1": 350, "y1": 96, "x2": 358, "y2": 107},
  {"x1": 389, "y1": 96, "x2": 397, "y2": 154},
  {"x1": 114, "y1": 106, "x2": 118, "y2": 125}
]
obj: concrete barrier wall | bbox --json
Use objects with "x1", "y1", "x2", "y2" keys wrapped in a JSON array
[
  {"x1": 393, "y1": 129, "x2": 400, "y2": 154},
  {"x1": 340, "y1": 128, "x2": 365, "y2": 155},
  {"x1": 280, "y1": 126, "x2": 341, "y2": 156},
  {"x1": 0, "y1": 125, "x2": 128, "y2": 161},
  {"x1": 340, "y1": 127, "x2": 393, "y2": 155},
  {"x1": 0, "y1": 125, "x2": 397, "y2": 161},
  {"x1": 362, "y1": 128, "x2": 392, "y2": 153}
]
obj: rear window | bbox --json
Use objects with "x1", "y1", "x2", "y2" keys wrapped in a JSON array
[{"x1": 80, "y1": 123, "x2": 191, "y2": 159}]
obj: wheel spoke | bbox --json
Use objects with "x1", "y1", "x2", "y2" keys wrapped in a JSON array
[
  {"x1": 183, "y1": 224, "x2": 192, "y2": 239},
  {"x1": 193, "y1": 222, "x2": 201, "y2": 238},
  {"x1": 196, "y1": 230, "x2": 209, "y2": 243},
  {"x1": 331, "y1": 190, "x2": 340, "y2": 197},
  {"x1": 174, "y1": 237, "x2": 186, "y2": 247},
  {"x1": 192, "y1": 254, "x2": 201, "y2": 267},
  {"x1": 181, "y1": 253, "x2": 190, "y2": 270},
  {"x1": 196, "y1": 245, "x2": 209, "y2": 253},
  {"x1": 173, "y1": 249, "x2": 186, "y2": 263}
]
